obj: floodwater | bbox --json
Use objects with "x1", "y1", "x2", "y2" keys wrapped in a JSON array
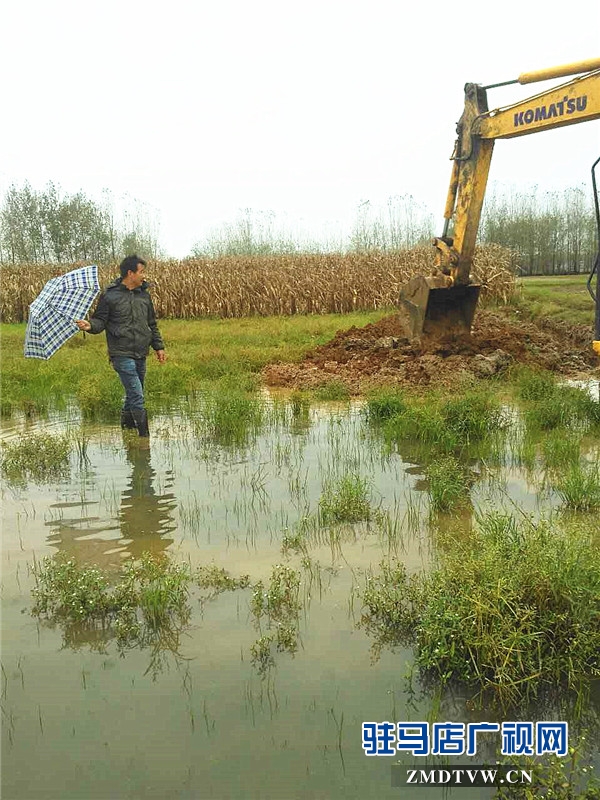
[{"x1": 1, "y1": 396, "x2": 598, "y2": 799}]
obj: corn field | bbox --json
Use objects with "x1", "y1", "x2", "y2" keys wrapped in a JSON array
[{"x1": 0, "y1": 244, "x2": 517, "y2": 324}]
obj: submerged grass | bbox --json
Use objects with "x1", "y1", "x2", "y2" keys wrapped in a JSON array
[
  {"x1": 553, "y1": 463, "x2": 600, "y2": 511},
  {"x1": 250, "y1": 564, "x2": 302, "y2": 673},
  {"x1": 366, "y1": 386, "x2": 506, "y2": 456},
  {"x1": 1, "y1": 431, "x2": 71, "y2": 485},
  {"x1": 32, "y1": 552, "x2": 193, "y2": 660},
  {"x1": 361, "y1": 512, "x2": 600, "y2": 708},
  {"x1": 318, "y1": 473, "x2": 374, "y2": 525},
  {"x1": 425, "y1": 455, "x2": 472, "y2": 512},
  {"x1": 31, "y1": 553, "x2": 254, "y2": 653},
  {"x1": 495, "y1": 730, "x2": 600, "y2": 799}
]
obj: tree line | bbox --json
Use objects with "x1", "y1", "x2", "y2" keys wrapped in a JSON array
[
  {"x1": 479, "y1": 185, "x2": 598, "y2": 276},
  {"x1": 0, "y1": 182, "x2": 162, "y2": 265},
  {"x1": 191, "y1": 188, "x2": 598, "y2": 276},
  {"x1": 1, "y1": 182, "x2": 597, "y2": 275}
]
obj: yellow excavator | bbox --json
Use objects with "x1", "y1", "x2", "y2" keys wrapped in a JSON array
[{"x1": 399, "y1": 57, "x2": 600, "y2": 353}]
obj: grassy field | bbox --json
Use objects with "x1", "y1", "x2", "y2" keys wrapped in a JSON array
[
  {"x1": 515, "y1": 273, "x2": 597, "y2": 325},
  {"x1": 0, "y1": 311, "x2": 390, "y2": 416},
  {"x1": 1, "y1": 273, "x2": 597, "y2": 417}
]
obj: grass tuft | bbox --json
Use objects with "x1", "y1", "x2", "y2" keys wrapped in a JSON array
[
  {"x1": 313, "y1": 380, "x2": 351, "y2": 402},
  {"x1": 1, "y1": 432, "x2": 71, "y2": 485},
  {"x1": 199, "y1": 382, "x2": 264, "y2": 447},
  {"x1": 425, "y1": 456, "x2": 472, "y2": 512},
  {"x1": 361, "y1": 513, "x2": 600, "y2": 707},
  {"x1": 318, "y1": 474, "x2": 373, "y2": 524},
  {"x1": 553, "y1": 463, "x2": 600, "y2": 511}
]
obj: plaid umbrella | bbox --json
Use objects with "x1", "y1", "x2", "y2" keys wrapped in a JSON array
[{"x1": 24, "y1": 265, "x2": 101, "y2": 359}]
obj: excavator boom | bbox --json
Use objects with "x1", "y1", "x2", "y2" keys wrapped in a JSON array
[{"x1": 400, "y1": 58, "x2": 600, "y2": 340}]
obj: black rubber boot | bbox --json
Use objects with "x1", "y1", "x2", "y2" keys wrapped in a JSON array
[
  {"x1": 121, "y1": 409, "x2": 137, "y2": 430},
  {"x1": 131, "y1": 408, "x2": 150, "y2": 437}
]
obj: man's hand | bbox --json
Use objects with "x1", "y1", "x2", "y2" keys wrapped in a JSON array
[
  {"x1": 156, "y1": 349, "x2": 166, "y2": 364},
  {"x1": 75, "y1": 320, "x2": 91, "y2": 331}
]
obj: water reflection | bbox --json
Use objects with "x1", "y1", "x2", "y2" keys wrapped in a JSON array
[
  {"x1": 119, "y1": 439, "x2": 177, "y2": 558},
  {"x1": 45, "y1": 438, "x2": 177, "y2": 569}
]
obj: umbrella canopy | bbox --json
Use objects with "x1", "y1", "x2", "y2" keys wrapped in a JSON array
[{"x1": 24, "y1": 265, "x2": 101, "y2": 360}]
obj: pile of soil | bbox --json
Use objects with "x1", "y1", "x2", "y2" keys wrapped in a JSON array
[{"x1": 262, "y1": 310, "x2": 599, "y2": 393}]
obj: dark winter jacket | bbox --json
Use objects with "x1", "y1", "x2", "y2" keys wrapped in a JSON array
[{"x1": 88, "y1": 279, "x2": 165, "y2": 359}]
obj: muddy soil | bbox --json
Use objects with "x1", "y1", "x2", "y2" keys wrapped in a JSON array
[{"x1": 262, "y1": 309, "x2": 599, "y2": 393}]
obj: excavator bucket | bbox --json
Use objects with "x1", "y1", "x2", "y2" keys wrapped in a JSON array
[{"x1": 398, "y1": 275, "x2": 481, "y2": 340}]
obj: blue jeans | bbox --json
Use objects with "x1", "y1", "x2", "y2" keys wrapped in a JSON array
[{"x1": 111, "y1": 357, "x2": 147, "y2": 412}]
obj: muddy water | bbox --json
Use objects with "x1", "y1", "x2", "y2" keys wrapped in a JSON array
[{"x1": 1, "y1": 400, "x2": 597, "y2": 799}]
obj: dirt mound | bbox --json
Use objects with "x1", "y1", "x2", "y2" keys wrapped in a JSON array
[{"x1": 262, "y1": 310, "x2": 598, "y2": 392}]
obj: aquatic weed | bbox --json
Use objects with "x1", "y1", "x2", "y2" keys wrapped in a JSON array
[
  {"x1": 425, "y1": 455, "x2": 472, "y2": 512},
  {"x1": 553, "y1": 463, "x2": 600, "y2": 511},
  {"x1": 360, "y1": 513, "x2": 600, "y2": 708},
  {"x1": 318, "y1": 473, "x2": 373, "y2": 524},
  {"x1": 1, "y1": 432, "x2": 70, "y2": 485}
]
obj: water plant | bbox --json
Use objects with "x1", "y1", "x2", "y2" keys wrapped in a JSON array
[
  {"x1": 251, "y1": 564, "x2": 301, "y2": 623},
  {"x1": 196, "y1": 565, "x2": 251, "y2": 596},
  {"x1": 494, "y1": 731, "x2": 600, "y2": 799},
  {"x1": 1, "y1": 431, "x2": 71, "y2": 485},
  {"x1": 249, "y1": 564, "x2": 302, "y2": 673},
  {"x1": 360, "y1": 512, "x2": 600, "y2": 708},
  {"x1": 313, "y1": 380, "x2": 351, "y2": 402},
  {"x1": 553, "y1": 463, "x2": 600, "y2": 511},
  {"x1": 425, "y1": 455, "x2": 473, "y2": 512},
  {"x1": 318, "y1": 473, "x2": 373, "y2": 525},
  {"x1": 31, "y1": 553, "x2": 193, "y2": 653}
]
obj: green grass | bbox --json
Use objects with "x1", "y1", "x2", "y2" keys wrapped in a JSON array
[
  {"x1": 517, "y1": 371, "x2": 600, "y2": 433},
  {"x1": 1, "y1": 431, "x2": 71, "y2": 485},
  {"x1": 553, "y1": 463, "x2": 600, "y2": 511},
  {"x1": 425, "y1": 455, "x2": 472, "y2": 512},
  {"x1": 312, "y1": 380, "x2": 351, "y2": 401},
  {"x1": 198, "y1": 380, "x2": 264, "y2": 447},
  {"x1": 366, "y1": 387, "x2": 506, "y2": 455},
  {"x1": 365, "y1": 388, "x2": 407, "y2": 422},
  {"x1": 541, "y1": 430, "x2": 582, "y2": 470},
  {"x1": 514, "y1": 274, "x2": 596, "y2": 325},
  {"x1": 1, "y1": 311, "x2": 388, "y2": 416},
  {"x1": 361, "y1": 512, "x2": 600, "y2": 708},
  {"x1": 318, "y1": 473, "x2": 374, "y2": 524}
]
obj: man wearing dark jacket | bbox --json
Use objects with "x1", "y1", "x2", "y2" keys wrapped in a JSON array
[{"x1": 75, "y1": 255, "x2": 165, "y2": 437}]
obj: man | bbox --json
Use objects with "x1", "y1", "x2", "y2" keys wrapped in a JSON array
[{"x1": 75, "y1": 255, "x2": 165, "y2": 437}]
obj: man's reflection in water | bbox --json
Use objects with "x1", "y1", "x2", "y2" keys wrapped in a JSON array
[
  {"x1": 42, "y1": 438, "x2": 178, "y2": 653},
  {"x1": 47, "y1": 439, "x2": 177, "y2": 568},
  {"x1": 119, "y1": 438, "x2": 176, "y2": 560}
]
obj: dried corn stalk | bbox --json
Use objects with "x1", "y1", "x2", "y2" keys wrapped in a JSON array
[{"x1": 0, "y1": 245, "x2": 518, "y2": 323}]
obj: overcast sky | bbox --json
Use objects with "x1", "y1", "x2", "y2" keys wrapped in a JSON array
[{"x1": 2, "y1": 0, "x2": 599, "y2": 257}]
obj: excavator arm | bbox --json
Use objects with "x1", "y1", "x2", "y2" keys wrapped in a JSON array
[{"x1": 400, "y1": 58, "x2": 600, "y2": 341}]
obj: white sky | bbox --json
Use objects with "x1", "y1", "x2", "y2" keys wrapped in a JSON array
[{"x1": 1, "y1": 0, "x2": 599, "y2": 257}]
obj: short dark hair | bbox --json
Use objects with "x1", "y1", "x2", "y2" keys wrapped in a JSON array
[{"x1": 119, "y1": 254, "x2": 146, "y2": 279}]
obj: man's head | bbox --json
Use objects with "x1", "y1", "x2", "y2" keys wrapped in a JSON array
[{"x1": 119, "y1": 255, "x2": 146, "y2": 289}]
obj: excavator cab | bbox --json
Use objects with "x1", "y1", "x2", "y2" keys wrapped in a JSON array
[{"x1": 399, "y1": 57, "x2": 600, "y2": 342}]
